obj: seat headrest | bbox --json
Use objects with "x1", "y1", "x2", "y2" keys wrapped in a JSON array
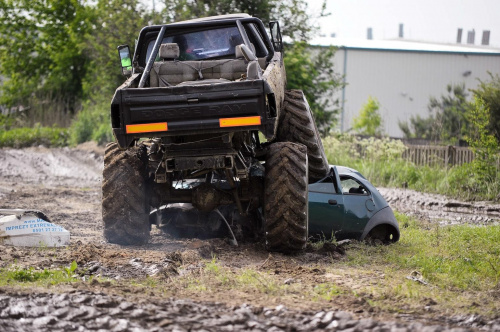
[
  {"x1": 235, "y1": 43, "x2": 256, "y2": 59},
  {"x1": 235, "y1": 45, "x2": 244, "y2": 58},
  {"x1": 159, "y1": 43, "x2": 180, "y2": 60}
]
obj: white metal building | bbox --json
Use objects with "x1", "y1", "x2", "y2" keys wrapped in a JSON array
[{"x1": 310, "y1": 37, "x2": 500, "y2": 137}]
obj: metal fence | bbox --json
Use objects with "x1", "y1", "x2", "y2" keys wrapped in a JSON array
[{"x1": 402, "y1": 145, "x2": 474, "y2": 167}]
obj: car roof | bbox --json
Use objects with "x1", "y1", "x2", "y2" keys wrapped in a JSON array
[{"x1": 334, "y1": 165, "x2": 367, "y2": 180}]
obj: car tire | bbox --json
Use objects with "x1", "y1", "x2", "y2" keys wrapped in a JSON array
[
  {"x1": 277, "y1": 89, "x2": 329, "y2": 182},
  {"x1": 264, "y1": 142, "x2": 308, "y2": 253},
  {"x1": 102, "y1": 142, "x2": 151, "y2": 245}
]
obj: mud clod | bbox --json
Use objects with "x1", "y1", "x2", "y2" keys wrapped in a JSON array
[{"x1": 5, "y1": 290, "x2": 482, "y2": 332}]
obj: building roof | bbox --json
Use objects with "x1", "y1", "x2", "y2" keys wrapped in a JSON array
[{"x1": 309, "y1": 37, "x2": 500, "y2": 55}]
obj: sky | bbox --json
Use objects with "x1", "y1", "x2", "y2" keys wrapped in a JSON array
[
  {"x1": 308, "y1": 0, "x2": 500, "y2": 47},
  {"x1": 143, "y1": 0, "x2": 500, "y2": 47}
]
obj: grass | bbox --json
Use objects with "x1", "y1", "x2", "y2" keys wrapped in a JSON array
[
  {"x1": 119, "y1": 213, "x2": 499, "y2": 317},
  {"x1": 0, "y1": 124, "x2": 69, "y2": 148},
  {"x1": 346, "y1": 225, "x2": 500, "y2": 291},
  {"x1": 177, "y1": 256, "x2": 297, "y2": 300},
  {"x1": 339, "y1": 213, "x2": 500, "y2": 314},
  {"x1": 0, "y1": 261, "x2": 79, "y2": 286},
  {"x1": 313, "y1": 283, "x2": 344, "y2": 301},
  {"x1": 323, "y1": 135, "x2": 500, "y2": 201}
]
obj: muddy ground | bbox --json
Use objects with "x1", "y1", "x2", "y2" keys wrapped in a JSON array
[{"x1": 0, "y1": 145, "x2": 499, "y2": 331}]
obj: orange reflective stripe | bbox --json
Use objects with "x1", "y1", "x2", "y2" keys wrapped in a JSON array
[
  {"x1": 219, "y1": 116, "x2": 261, "y2": 127},
  {"x1": 126, "y1": 122, "x2": 168, "y2": 134}
]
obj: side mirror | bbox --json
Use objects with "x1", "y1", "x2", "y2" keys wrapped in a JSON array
[
  {"x1": 269, "y1": 21, "x2": 283, "y2": 52},
  {"x1": 117, "y1": 45, "x2": 132, "y2": 76}
]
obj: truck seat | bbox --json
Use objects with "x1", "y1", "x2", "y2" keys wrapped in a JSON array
[
  {"x1": 149, "y1": 43, "x2": 268, "y2": 87},
  {"x1": 150, "y1": 43, "x2": 249, "y2": 87}
]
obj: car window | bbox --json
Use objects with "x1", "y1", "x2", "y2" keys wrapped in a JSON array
[
  {"x1": 340, "y1": 176, "x2": 369, "y2": 195},
  {"x1": 309, "y1": 175, "x2": 340, "y2": 194},
  {"x1": 145, "y1": 26, "x2": 241, "y2": 61}
]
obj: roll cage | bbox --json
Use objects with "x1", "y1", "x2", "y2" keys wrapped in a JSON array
[{"x1": 133, "y1": 17, "x2": 275, "y2": 71}]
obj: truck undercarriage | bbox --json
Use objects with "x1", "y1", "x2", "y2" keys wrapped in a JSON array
[{"x1": 103, "y1": 14, "x2": 329, "y2": 253}]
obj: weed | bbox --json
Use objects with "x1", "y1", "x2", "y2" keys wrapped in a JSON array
[
  {"x1": 64, "y1": 261, "x2": 78, "y2": 278},
  {"x1": 309, "y1": 231, "x2": 337, "y2": 250},
  {"x1": 236, "y1": 269, "x2": 282, "y2": 295},
  {"x1": 1, "y1": 261, "x2": 79, "y2": 286},
  {"x1": 313, "y1": 283, "x2": 343, "y2": 300},
  {"x1": 8, "y1": 268, "x2": 53, "y2": 282},
  {"x1": 203, "y1": 257, "x2": 231, "y2": 286}
]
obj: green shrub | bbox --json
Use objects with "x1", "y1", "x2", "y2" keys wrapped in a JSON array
[
  {"x1": 0, "y1": 114, "x2": 16, "y2": 130},
  {"x1": 69, "y1": 99, "x2": 113, "y2": 146},
  {"x1": 352, "y1": 96, "x2": 383, "y2": 136},
  {"x1": 465, "y1": 97, "x2": 499, "y2": 184},
  {"x1": 323, "y1": 134, "x2": 500, "y2": 200},
  {"x1": 0, "y1": 124, "x2": 68, "y2": 148}
]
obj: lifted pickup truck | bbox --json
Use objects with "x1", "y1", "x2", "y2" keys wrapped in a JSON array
[{"x1": 103, "y1": 14, "x2": 329, "y2": 252}]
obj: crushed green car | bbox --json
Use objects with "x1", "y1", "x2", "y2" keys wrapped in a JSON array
[{"x1": 150, "y1": 165, "x2": 400, "y2": 245}]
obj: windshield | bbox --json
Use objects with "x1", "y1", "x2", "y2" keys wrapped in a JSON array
[{"x1": 146, "y1": 26, "x2": 242, "y2": 61}]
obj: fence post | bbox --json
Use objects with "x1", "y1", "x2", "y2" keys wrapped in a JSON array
[{"x1": 446, "y1": 145, "x2": 454, "y2": 167}]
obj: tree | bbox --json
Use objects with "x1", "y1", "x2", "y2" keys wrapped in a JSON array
[
  {"x1": 352, "y1": 96, "x2": 383, "y2": 136},
  {"x1": 1, "y1": 0, "x2": 342, "y2": 137},
  {"x1": 0, "y1": 0, "x2": 91, "y2": 113},
  {"x1": 471, "y1": 73, "x2": 500, "y2": 141},
  {"x1": 82, "y1": 0, "x2": 150, "y2": 98},
  {"x1": 160, "y1": 0, "x2": 325, "y2": 40},
  {"x1": 430, "y1": 83, "x2": 470, "y2": 141},
  {"x1": 399, "y1": 83, "x2": 470, "y2": 142},
  {"x1": 284, "y1": 42, "x2": 342, "y2": 133}
]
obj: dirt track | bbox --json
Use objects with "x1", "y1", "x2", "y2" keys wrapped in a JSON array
[{"x1": 0, "y1": 145, "x2": 499, "y2": 331}]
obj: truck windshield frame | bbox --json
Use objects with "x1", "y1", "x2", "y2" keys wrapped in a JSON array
[{"x1": 145, "y1": 26, "x2": 242, "y2": 61}]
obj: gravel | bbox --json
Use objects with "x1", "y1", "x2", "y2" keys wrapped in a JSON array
[{"x1": 1, "y1": 290, "x2": 499, "y2": 331}]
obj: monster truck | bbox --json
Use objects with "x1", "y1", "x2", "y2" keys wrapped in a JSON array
[{"x1": 102, "y1": 14, "x2": 329, "y2": 253}]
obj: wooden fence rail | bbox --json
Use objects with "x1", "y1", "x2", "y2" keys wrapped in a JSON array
[{"x1": 402, "y1": 145, "x2": 474, "y2": 167}]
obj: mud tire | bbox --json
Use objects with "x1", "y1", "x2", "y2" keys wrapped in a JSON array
[
  {"x1": 278, "y1": 89, "x2": 329, "y2": 181},
  {"x1": 264, "y1": 142, "x2": 308, "y2": 253},
  {"x1": 102, "y1": 142, "x2": 150, "y2": 245}
]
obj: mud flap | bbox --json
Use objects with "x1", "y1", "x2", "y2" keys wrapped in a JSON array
[{"x1": 0, "y1": 209, "x2": 70, "y2": 247}]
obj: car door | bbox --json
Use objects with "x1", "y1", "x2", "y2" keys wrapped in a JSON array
[
  {"x1": 338, "y1": 175, "x2": 376, "y2": 239},
  {"x1": 308, "y1": 167, "x2": 345, "y2": 239}
]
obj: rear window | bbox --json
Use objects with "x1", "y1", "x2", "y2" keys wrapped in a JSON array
[{"x1": 145, "y1": 26, "x2": 242, "y2": 61}]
